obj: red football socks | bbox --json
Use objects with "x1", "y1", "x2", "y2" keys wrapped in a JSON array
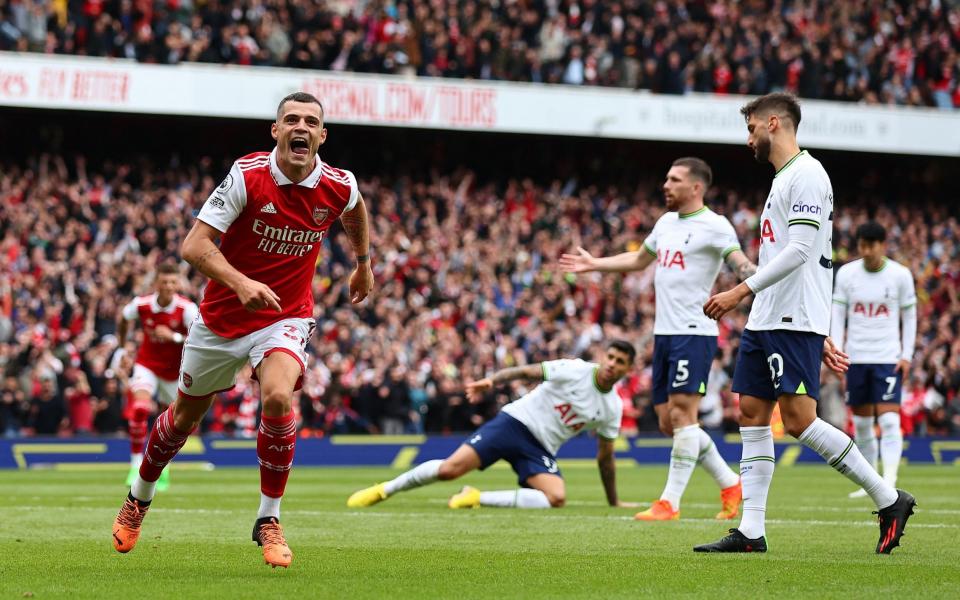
[
  {"x1": 139, "y1": 406, "x2": 191, "y2": 482},
  {"x1": 257, "y1": 413, "x2": 297, "y2": 498}
]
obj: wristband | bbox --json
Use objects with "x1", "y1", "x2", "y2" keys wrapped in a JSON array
[
  {"x1": 172, "y1": 332, "x2": 184, "y2": 344},
  {"x1": 356, "y1": 254, "x2": 370, "y2": 263}
]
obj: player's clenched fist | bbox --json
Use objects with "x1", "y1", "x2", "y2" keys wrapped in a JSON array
[
  {"x1": 234, "y1": 277, "x2": 282, "y2": 312},
  {"x1": 349, "y1": 263, "x2": 374, "y2": 304},
  {"x1": 465, "y1": 378, "x2": 493, "y2": 403}
]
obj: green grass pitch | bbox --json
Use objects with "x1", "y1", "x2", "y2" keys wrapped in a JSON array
[{"x1": 0, "y1": 463, "x2": 957, "y2": 598}]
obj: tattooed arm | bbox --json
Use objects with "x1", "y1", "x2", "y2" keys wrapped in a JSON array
[
  {"x1": 725, "y1": 249, "x2": 758, "y2": 281},
  {"x1": 340, "y1": 194, "x2": 373, "y2": 304},
  {"x1": 465, "y1": 364, "x2": 544, "y2": 403},
  {"x1": 181, "y1": 220, "x2": 281, "y2": 312}
]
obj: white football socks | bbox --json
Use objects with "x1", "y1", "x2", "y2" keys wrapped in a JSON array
[
  {"x1": 851, "y1": 414, "x2": 879, "y2": 470},
  {"x1": 130, "y1": 475, "x2": 157, "y2": 503},
  {"x1": 131, "y1": 453, "x2": 144, "y2": 469},
  {"x1": 798, "y1": 418, "x2": 898, "y2": 509},
  {"x1": 479, "y1": 489, "x2": 551, "y2": 509},
  {"x1": 737, "y1": 426, "x2": 775, "y2": 539},
  {"x1": 659, "y1": 424, "x2": 700, "y2": 510},
  {"x1": 696, "y1": 427, "x2": 740, "y2": 490},
  {"x1": 257, "y1": 493, "x2": 281, "y2": 519},
  {"x1": 877, "y1": 412, "x2": 902, "y2": 485},
  {"x1": 383, "y1": 460, "x2": 443, "y2": 495}
]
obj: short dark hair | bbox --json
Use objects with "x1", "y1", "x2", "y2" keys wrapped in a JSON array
[
  {"x1": 157, "y1": 262, "x2": 179, "y2": 276},
  {"x1": 740, "y1": 93, "x2": 802, "y2": 131},
  {"x1": 856, "y1": 221, "x2": 887, "y2": 243},
  {"x1": 607, "y1": 340, "x2": 637, "y2": 363},
  {"x1": 671, "y1": 157, "x2": 712, "y2": 188},
  {"x1": 277, "y1": 92, "x2": 324, "y2": 120}
]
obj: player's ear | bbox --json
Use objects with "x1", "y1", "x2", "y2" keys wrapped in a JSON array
[
  {"x1": 318, "y1": 127, "x2": 328, "y2": 146},
  {"x1": 271, "y1": 122, "x2": 279, "y2": 141}
]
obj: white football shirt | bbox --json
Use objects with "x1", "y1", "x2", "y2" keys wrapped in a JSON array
[
  {"x1": 832, "y1": 258, "x2": 916, "y2": 363},
  {"x1": 746, "y1": 151, "x2": 834, "y2": 335},
  {"x1": 642, "y1": 207, "x2": 742, "y2": 336},
  {"x1": 502, "y1": 359, "x2": 622, "y2": 456}
]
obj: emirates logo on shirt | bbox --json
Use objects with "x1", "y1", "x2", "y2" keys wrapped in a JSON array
[{"x1": 313, "y1": 207, "x2": 329, "y2": 225}]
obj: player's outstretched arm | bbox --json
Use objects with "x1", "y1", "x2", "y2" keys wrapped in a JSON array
[
  {"x1": 596, "y1": 437, "x2": 637, "y2": 508},
  {"x1": 560, "y1": 246, "x2": 654, "y2": 274},
  {"x1": 724, "y1": 249, "x2": 758, "y2": 281},
  {"x1": 340, "y1": 194, "x2": 373, "y2": 304},
  {"x1": 465, "y1": 364, "x2": 544, "y2": 403},
  {"x1": 181, "y1": 220, "x2": 281, "y2": 312}
]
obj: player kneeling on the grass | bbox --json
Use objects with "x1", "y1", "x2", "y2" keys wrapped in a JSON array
[
  {"x1": 831, "y1": 222, "x2": 916, "y2": 499},
  {"x1": 347, "y1": 341, "x2": 639, "y2": 510},
  {"x1": 112, "y1": 92, "x2": 373, "y2": 569}
]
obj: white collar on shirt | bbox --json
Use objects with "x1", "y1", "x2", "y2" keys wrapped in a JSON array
[
  {"x1": 269, "y1": 147, "x2": 323, "y2": 188},
  {"x1": 150, "y1": 294, "x2": 178, "y2": 314}
]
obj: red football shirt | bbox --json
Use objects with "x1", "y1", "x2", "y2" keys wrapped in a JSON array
[
  {"x1": 121, "y1": 293, "x2": 198, "y2": 380},
  {"x1": 196, "y1": 149, "x2": 359, "y2": 338}
]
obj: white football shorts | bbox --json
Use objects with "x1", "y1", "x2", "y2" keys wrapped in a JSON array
[{"x1": 177, "y1": 315, "x2": 314, "y2": 398}]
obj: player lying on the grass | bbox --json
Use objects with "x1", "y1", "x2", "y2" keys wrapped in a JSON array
[{"x1": 347, "y1": 340, "x2": 639, "y2": 510}]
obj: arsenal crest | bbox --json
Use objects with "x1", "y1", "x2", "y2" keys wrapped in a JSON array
[{"x1": 313, "y1": 207, "x2": 329, "y2": 225}]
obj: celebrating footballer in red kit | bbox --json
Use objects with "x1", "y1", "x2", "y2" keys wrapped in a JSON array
[
  {"x1": 115, "y1": 262, "x2": 198, "y2": 491},
  {"x1": 112, "y1": 91, "x2": 374, "y2": 569}
]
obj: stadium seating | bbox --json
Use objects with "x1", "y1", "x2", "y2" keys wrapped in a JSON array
[
  {"x1": 0, "y1": 151, "x2": 957, "y2": 438},
  {"x1": 1, "y1": 0, "x2": 957, "y2": 107}
]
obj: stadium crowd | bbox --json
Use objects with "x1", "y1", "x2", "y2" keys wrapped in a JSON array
[
  {"x1": 0, "y1": 150, "x2": 958, "y2": 439},
  {"x1": 1, "y1": 0, "x2": 959, "y2": 108}
]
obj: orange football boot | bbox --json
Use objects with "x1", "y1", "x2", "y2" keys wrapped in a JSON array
[
  {"x1": 634, "y1": 499, "x2": 680, "y2": 521},
  {"x1": 716, "y1": 480, "x2": 743, "y2": 520},
  {"x1": 253, "y1": 517, "x2": 293, "y2": 568},
  {"x1": 112, "y1": 493, "x2": 151, "y2": 553}
]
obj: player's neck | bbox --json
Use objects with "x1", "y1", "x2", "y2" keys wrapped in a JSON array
[
  {"x1": 156, "y1": 294, "x2": 173, "y2": 307},
  {"x1": 863, "y1": 256, "x2": 887, "y2": 272},
  {"x1": 677, "y1": 200, "x2": 705, "y2": 217},
  {"x1": 770, "y1": 141, "x2": 802, "y2": 174},
  {"x1": 594, "y1": 369, "x2": 614, "y2": 393},
  {"x1": 276, "y1": 156, "x2": 316, "y2": 184}
]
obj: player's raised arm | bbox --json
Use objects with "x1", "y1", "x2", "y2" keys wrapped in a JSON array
[
  {"x1": 181, "y1": 220, "x2": 281, "y2": 313},
  {"x1": 339, "y1": 192, "x2": 373, "y2": 304},
  {"x1": 465, "y1": 364, "x2": 545, "y2": 403},
  {"x1": 560, "y1": 246, "x2": 655, "y2": 274}
]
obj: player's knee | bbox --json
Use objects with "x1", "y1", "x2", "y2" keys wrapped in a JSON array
[
  {"x1": 668, "y1": 405, "x2": 691, "y2": 428},
  {"x1": 782, "y1": 415, "x2": 814, "y2": 439},
  {"x1": 130, "y1": 404, "x2": 150, "y2": 421},
  {"x1": 261, "y1": 388, "x2": 293, "y2": 415},
  {"x1": 658, "y1": 416, "x2": 673, "y2": 437},
  {"x1": 547, "y1": 492, "x2": 566, "y2": 508},
  {"x1": 437, "y1": 461, "x2": 462, "y2": 481}
]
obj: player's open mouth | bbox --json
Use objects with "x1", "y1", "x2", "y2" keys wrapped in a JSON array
[{"x1": 290, "y1": 137, "x2": 310, "y2": 156}]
